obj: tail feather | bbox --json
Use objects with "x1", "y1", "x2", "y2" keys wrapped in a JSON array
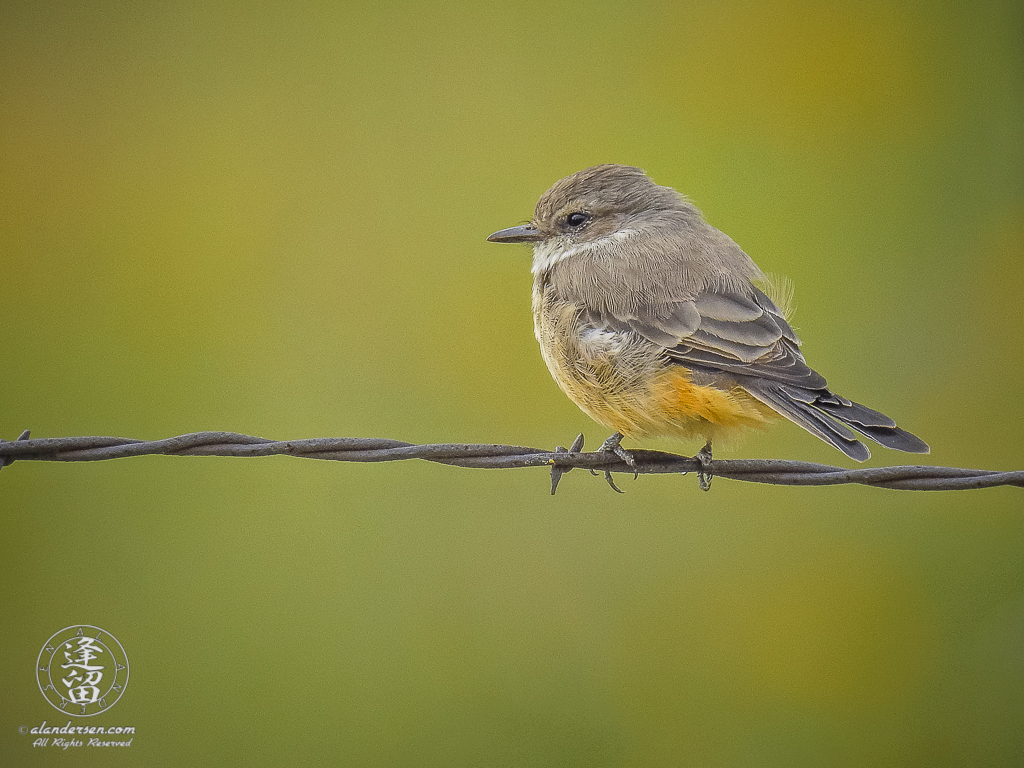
[
  {"x1": 834, "y1": 418, "x2": 930, "y2": 454},
  {"x1": 810, "y1": 393, "x2": 930, "y2": 453},
  {"x1": 746, "y1": 382, "x2": 870, "y2": 461},
  {"x1": 790, "y1": 389, "x2": 895, "y2": 427},
  {"x1": 744, "y1": 381, "x2": 930, "y2": 461}
]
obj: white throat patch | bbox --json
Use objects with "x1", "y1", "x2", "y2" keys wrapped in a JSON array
[{"x1": 530, "y1": 228, "x2": 637, "y2": 275}]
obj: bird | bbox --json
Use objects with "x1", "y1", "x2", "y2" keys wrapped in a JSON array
[{"x1": 487, "y1": 164, "x2": 929, "y2": 489}]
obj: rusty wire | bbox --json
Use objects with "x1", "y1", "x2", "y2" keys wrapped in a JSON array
[{"x1": 1, "y1": 429, "x2": 1021, "y2": 494}]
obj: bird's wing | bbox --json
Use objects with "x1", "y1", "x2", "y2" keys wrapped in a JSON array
[
  {"x1": 579, "y1": 283, "x2": 929, "y2": 461},
  {"x1": 583, "y1": 286, "x2": 826, "y2": 389}
]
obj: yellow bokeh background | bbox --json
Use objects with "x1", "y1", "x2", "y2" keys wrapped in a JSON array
[{"x1": 2, "y1": 1, "x2": 1022, "y2": 765}]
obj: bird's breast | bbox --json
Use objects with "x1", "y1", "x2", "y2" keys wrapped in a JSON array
[{"x1": 530, "y1": 279, "x2": 774, "y2": 440}]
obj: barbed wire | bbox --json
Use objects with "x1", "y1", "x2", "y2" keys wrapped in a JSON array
[{"x1": 1, "y1": 429, "x2": 1021, "y2": 494}]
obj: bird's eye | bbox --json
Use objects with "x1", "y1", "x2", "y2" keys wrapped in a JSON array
[{"x1": 563, "y1": 212, "x2": 591, "y2": 228}]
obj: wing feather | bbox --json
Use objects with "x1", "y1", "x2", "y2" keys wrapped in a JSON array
[{"x1": 540, "y1": 230, "x2": 929, "y2": 457}]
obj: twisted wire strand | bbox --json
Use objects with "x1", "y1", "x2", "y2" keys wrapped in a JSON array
[{"x1": 1, "y1": 430, "x2": 1021, "y2": 493}]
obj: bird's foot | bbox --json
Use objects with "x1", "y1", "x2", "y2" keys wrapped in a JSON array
[
  {"x1": 696, "y1": 441, "x2": 713, "y2": 492},
  {"x1": 596, "y1": 431, "x2": 638, "y2": 492}
]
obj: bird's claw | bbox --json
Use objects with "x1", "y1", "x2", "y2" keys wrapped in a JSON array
[
  {"x1": 598, "y1": 431, "x2": 638, "y2": 481},
  {"x1": 696, "y1": 441, "x2": 713, "y2": 492},
  {"x1": 603, "y1": 471, "x2": 625, "y2": 493},
  {"x1": 551, "y1": 432, "x2": 639, "y2": 494}
]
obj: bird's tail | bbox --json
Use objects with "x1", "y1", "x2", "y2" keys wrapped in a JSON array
[{"x1": 743, "y1": 381, "x2": 930, "y2": 462}]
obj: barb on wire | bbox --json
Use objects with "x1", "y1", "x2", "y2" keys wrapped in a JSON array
[{"x1": 1, "y1": 430, "x2": 1021, "y2": 494}]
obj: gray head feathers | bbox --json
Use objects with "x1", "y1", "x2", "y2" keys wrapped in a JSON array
[{"x1": 532, "y1": 164, "x2": 689, "y2": 232}]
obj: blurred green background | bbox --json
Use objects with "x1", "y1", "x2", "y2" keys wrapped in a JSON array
[{"x1": 2, "y1": 0, "x2": 1022, "y2": 765}]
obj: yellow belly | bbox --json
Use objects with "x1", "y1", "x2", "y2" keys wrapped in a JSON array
[
  {"x1": 535, "y1": 298, "x2": 775, "y2": 444},
  {"x1": 560, "y1": 360, "x2": 774, "y2": 443}
]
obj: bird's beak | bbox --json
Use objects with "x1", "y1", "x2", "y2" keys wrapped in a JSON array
[{"x1": 487, "y1": 224, "x2": 543, "y2": 243}]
